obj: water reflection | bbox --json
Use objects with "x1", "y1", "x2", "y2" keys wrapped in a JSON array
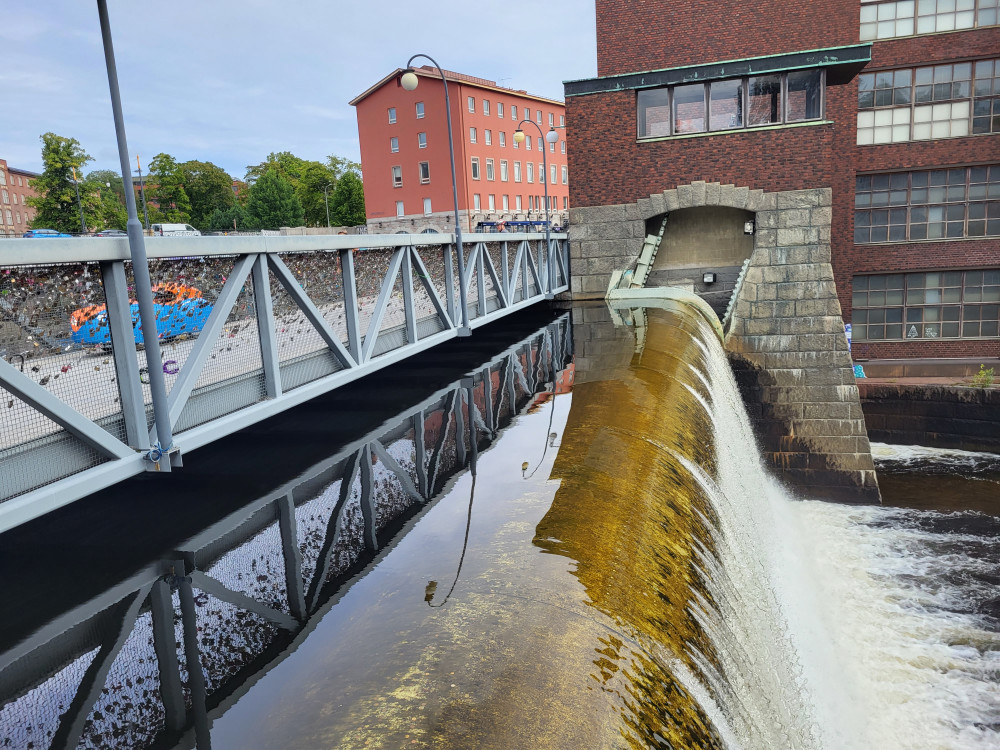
[{"x1": 0, "y1": 315, "x2": 571, "y2": 750}]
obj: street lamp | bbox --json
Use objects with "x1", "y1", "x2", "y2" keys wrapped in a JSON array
[
  {"x1": 400, "y1": 56, "x2": 471, "y2": 335},
  {"x1": 70, "y1": 166, "x2": 87, "y2": 234},
  {"x1": 323, "y1": 183, "x2": 333, "y2": 228},
  {"x1": 134, "y1": 155, "x2": 150, "y2": 232},
  {"x1": 514, "y1": 123, "x2": 560, "y2": 296}
]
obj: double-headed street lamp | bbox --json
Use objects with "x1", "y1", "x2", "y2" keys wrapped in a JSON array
[
  {"x1": 323, "y1": 183, "x2": 334, "y2": 228},
  {"x1": 399, "y1": 56, "x2": 471, "y2": 336},
  {"x1": 514, "y1": 122, "x2": 560, "y2": 297},
  {"x1": 70, "y1": 166, "x2": 87, "y2": 234}
]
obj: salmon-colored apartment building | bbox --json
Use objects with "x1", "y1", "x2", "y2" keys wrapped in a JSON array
[
  {"x1": 0, "y1": 159, "x2": 39, "y2": 238},
  {"x1": 350, "y1": 67, "x2": 569, "y2": 233}
]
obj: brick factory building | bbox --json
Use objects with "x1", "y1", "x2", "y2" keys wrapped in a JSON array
[
  {"x1": 0, "y1": 159, "x2": 39, "y2": 238},
  {"x1": 351, "y1": 67, "x2": 570, "y2": 234},
  {"x1": 565, "y1": 0, "x2": 999, "y2": 362}
]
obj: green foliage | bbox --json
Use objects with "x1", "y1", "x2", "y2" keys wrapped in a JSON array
[
  {"x1": 330, "y1": 171, "x2": 366, "y2": 227},
  {"x1": 245, "y1": 167, "x2": 303, "y2": 229},
  {"x1": 84, "y1": 170, "x2": 128, "y2": 231},
  {"x1": 326, "y1": 154, "x2": 362, "y2": 181},
  {"x1": 179, "y1": 160, "x2": 235, "y2": 230},
  {"x1": 244, "y1": 151, "x2": 306, "y2": 186},
  {"x1": 244, "y1": 151, "x2": 361, "y2": 227},
  {"x1": 146, "y1": 153, "x2": 192, "y2": 223},
  {"x1": 206, "y1": 204, "x2": 250, "y2": 233},
  {"x1": 26, "y1": 133, "x2": 102, "y2": 233},
  {"x1": 971, "y1": 364, "x2": 995, "y2": 388}
]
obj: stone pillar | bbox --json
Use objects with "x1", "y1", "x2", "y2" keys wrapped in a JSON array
[{"x1": 725, "y1": 188, "x2": 880, "y2": 503}]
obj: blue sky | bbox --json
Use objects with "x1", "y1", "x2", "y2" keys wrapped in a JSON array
[{"x1": 2, "y1": 1, "x2": 597, "y2": 179}]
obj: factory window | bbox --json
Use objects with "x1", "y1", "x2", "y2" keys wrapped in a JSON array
[
  {"x1": 852, "y1": 270, "x2": 1000, "y2": 340},
  {"x1": 860, "y1": 0, "x2": 998, "y2": 40}
]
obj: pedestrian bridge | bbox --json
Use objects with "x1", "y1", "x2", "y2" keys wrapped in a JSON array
[{"x1": 0, "y1": 232, "x2": 568, "y2": 532}]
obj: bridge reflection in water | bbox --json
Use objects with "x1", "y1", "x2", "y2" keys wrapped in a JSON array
[{"x1": 0, "y1": 314, "x2": 572, "y2": 750}]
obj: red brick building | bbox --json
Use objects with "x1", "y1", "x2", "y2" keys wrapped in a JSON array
[
  {"x1": 566, "y1": 0, "x2": 999, "y2": 361},
  {"x1": 0, "y1": 159, "x2": 39, "y2": 238},
  {"x1": 351, "y1": 67, "x2": 570, "y2": 234}
]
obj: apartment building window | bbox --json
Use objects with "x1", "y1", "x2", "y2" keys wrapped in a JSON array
[
  {"x1": 536, "y1": 109, "x2": 542, "y2": 124},
  {"x1": 416, "y1": 101, "x2": 425, "y2": 119},
  {"x1": 502, "y1": 195, "x2": 509, "y2": 210},
  {"x1": 485, "y1": 129, "x2": 492, "y2": 145},
  {"x1": 16, "y1": 212, "x2": 21, "y2": 224},
  {"x1": 392, "y1": 166, "x2": 402, "y2": 187},
  {"x1": 550, "y1": 164, "x2": 557, "y2": 184},
  {"x1": 418, "y1": 132, "x2": 427, "y2": 148},
  {"x1": 5, "y1": 210, "x2": 11, "y2": 224},
  {"x1": 423, "y1": 197, "x2": 432, "y2": 215},
  {"x1": 388, "y1": 107, "x2": 397, "y2": 124},
  {"x1": 523, "y1": 107, "x2": 530, "y2": 120},
  {"x1": 514, "y1": 161, "x2": 522, "y2": 182},
  {"x1": 1, "y1": 190, "x2": 7, "y2": 204},
  {"x1": 390, "y1": 137, "x2": 399, "y2": 153},
  {"x1": 526, "y1": 163, "x2": 534, "y2": 183},
  {"x1": 512, "y1": 107, "x2": 519, "y2": 121},
  {"x1": 396, "y1": 201, "x2": 405, "y2": 217},
  {"x1": 855, "y1": 166, "x2": 1000, "y2": 243},
  {"x1": 549, "y1": 113, "x2": 555, "y2": 127},
  {"x1": 852, "y1": 270, "x2": 1000, "y2": 341},
  {"x1": 498, "y1": 102, "x2": 504, "y2": 118},
  {"x1": 860, "y1": 0, "x2": 997, "y2": 40},
  {"x1": 474, "y1": 194, "x2": 481, "y2": 210},
  {"x1": 488, "y1": 194, "x2": 496, "y2": 211},
  {"x1": 525, "y1": 135, "x2": 532, "y2": 150},
  {"x1": 560, "y1": 115, "x2": 565, "y2": 126},
  {"x1": 471, "y1": 157, "x2": 481, "y2": 180},
  {"x1": 468, "y1": 96, "x2": 475, "y2": 112},
  {"x1": 561, "y1": 165, "x2": 568, "y2": 184},
  {"x1": 500, "y1": 160, "x2": 509, "y2": 181},
  {"x1": 549, "y1": 140, "x2": 555, "y2": 153},
  {"x1": 858, "y1": 59, "x2": 1000, "y2": 144},
  {"x1": 486, "y1": 159, "x2": 495, "y2": 181},
  {"x1": 469, "y1": 127, "x2": 477, "y2": 143},
  {"x1": 499, "y1": 131, "x2": 506, "y2": 147},
  {"x1": 563, "y1": 196, "x2": 568, "y2": 210},
  {"x1": 638, "y1": 70, "x2": 825, "y2": 138},
  {"x1": 0, "y1": 170, "x2": 6, "y2": 185},
  {"x1": 419, "y1": 161, "x2": 430, "y2": 183},
  {"x1": 539, "y1": 163, "x2": 544, "y2": 184},
  {"x1": 516, "y1": 195, "x2": 522, "y2": 210},
  {"x1": 17, "y1": 177, "x2": 23, "y2": 187},
  {"x1": 483, "y1": 100, "x2": 490, "y2": 116}
]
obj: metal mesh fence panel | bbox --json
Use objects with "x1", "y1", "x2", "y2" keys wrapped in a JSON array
[
  {"x1": 322, "y1": 478, "x2": 364, "y2": 585},
  {"x1": 354, "y1": 246, "x2": 397, "y2": 342},
  {"x1": 77, "y1": 610, "x2": 166, "y2": 750},
  {"x1": 203, "y1": 517, "x2": 290, "y2": 615},
  {"x1": 294, "y1": 477, "x2": 344, "y2": 590},
  {"x1": 371, "y1": 434, "x2": 418, "y2": 532}
]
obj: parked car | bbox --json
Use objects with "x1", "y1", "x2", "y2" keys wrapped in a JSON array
[
  {"x1": 150, "y1": 223, "x2": 201, "y2": 237},
  {"x1": 23, "y1": 229, "x2": 73, "y2": 238},
  {"x1": 95, "y1": 229, "x2": 127, "y2": 237},
  {"x1": 69, "y1": 282, "x2": 213, "y2": 346}
]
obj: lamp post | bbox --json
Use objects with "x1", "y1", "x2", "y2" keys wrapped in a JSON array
[
  {"x1": 323, "y1": 183, "x2": 333, "y2": 229},
  {"x1": 514, "y1": 122, "x2": 560, "y2": 297},
  {"x1": 134, "y1": 155, "x2": 150, "y2": 232},
  {"x1": 97, "y1": 0, "x2": 175, "y2": 466},
  {"x1": 399, "y1": 56, "x2": 471, "y2": 335},
  {"x1": 70, "y1": 166, "x2": 87, "y2": 234}
]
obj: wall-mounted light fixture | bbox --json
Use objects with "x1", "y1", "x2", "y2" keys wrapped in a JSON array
[
  {"x1": 703, "y1": 272, "x2": 717, "y2": 284},
  {"x1": 744, "y1": 220, "x2": 755, "y2": 235}
]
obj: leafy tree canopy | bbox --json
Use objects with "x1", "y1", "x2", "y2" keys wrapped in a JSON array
[
  {"x1": 26, "y1": 132, "x2": 102, "y2": 233},
  {"x1": 330, "y1": 171, "x2": 366, "y2": 227},
  {"x1": 206, "y1": 204, "x2": 250, "y2": 233},
  {"x1": 147, "y1": 153, "x2": 192, "y2": 223},
  {"x1": 84, "y1": 169, "x2": 128, "y2": 231},
  {"x1": 179, "y1": 160, "x2": 235, "y2": 230},
  {"x1": 245, "y1": 167, "x2": 304, "y2": 230}
]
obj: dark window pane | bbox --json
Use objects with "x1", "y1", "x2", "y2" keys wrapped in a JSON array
[
  {"x1": 673, "y1": 84, "x2": 705, "y2": 133},
  {"x1": 787, "y1": 70, "x2": 823, "y2": 121},
  {"x1": 859, "y1": 91, "x2": 875, "y2": 108},
  {"x1": 710, "y1": 79, "x2": 743, "y2": 131},
  {"x1": 638, "y1": 88, "x2": 671, "y2": 138},
  {"x1": 890, "y1": 173, "x2": 909, "y2": 189},
  {"x1": 748, "y1": 75, "x2": 782, "y2": 125},
  {"x1": 875, "y1": 89, "x2": 893, "y2": 106},
  {"x1": 857, "y1": 175, "x2": 872, "y2": 191}
]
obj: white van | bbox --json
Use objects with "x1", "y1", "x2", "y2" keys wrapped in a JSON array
[{"x1": 150, "y1": 223, "x2": 201, "y2": 237}]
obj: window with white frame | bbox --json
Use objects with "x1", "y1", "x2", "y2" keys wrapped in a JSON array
[
  {"x1": 523, "y1": 107, "x2": 530, "y2": 120},
  {"x1": 563, "y1": 196, "x2": 568, "y2": 209},
  {"x1": 561, "y1": 140, "x2": 566, "y2": 153},
  {"x1": 499, "y1": 131, "x2": 506, "y2": 147},
  {"x1": 423, "y1": 197, "x2": 432, "y2": 215},
  {"x1": 514, "y1": 161, "x2": 522, "y2": 182},
  {"x1": 512, "y1": 106, "x2": 518, "y2": 121},
  {"x1": 539, "y1": 164, "x2": 544, "y2": 183},
  {"x1": 859, "y1": 0, "x2": 998, "y2": 41},
  {"x1": 5, "y1": 209, "x2": 12, "y2": 224},
  {"x1": 560, "y1": 115, "x2": 565, "y2": 126},
  {"x1": 500, "y1": 160, "x2": 509, "y2": 181},
  {"x1": 526, "y1": 163, "x2": 534, "y2": 183},
  {"x1": 561, "y1": 165, "x2": 568, "y2": 184},
  {"x1": 525, "y1": 135, "x2": 532, "y2": 150},
  {"x1": 483, "y1": 99, "x2": 490, "y2": 116},
  {"x1": 549, "y1": 113, "x2": 555, "y2": 127},
  {"x1": 390, "y1": 137, "x2": 399, "y2": 153},
  {"x1": 2, "y1": 190, "x2": 7, "y2": 205},
  {"x1": 471, "y1": 157, "x2": 480, "y2": 180},
  {"x1": 486, "y1": 159, "x2": 495, "y2": 181},
  {"x1": 638, "y1": 70, "x2": 825, "y2": 138},
  {"x1": 502, "y1": 194, "x2": 509, "y2": 210},
  {"x1": 396, "y1": 200, "x2": 404, "y2": 216},
  {"x1": 498, "y1": 102, "x2": 504, "y2": 118},
  {"x1": 485, "y1": 129, "x2": 492, "y2": 145},
  {"x1": 469, "y1": 127, "x2": 477, "y2": 143},
  {"x1": 418, "y1": 132, "x2": 427, "y2": 148},
  {"x1": 855, "y1": 166, "x2": 1000, "y2": 243},
  {"x1": 419, "y1": 161, "x2": 430, "y2": 183},
  {"x1": 0, "y1": 170, "x2": 6, "y2": 185},
  {"x1": 549, "y1": 140, "x2": 555, "y2": 153},
  {"x1": 551, "y1": 164, "x2": 557, "y2": 184},
  {"x1": 473, "y1": 193, "x2": 481, "y2": 210},
  {"x1": 416, "y1": 101, "x2": 425, "y2": 118},
  {"x1": 392, "y1": 166, "x2": 402, "y2": 187},
  {"x1": 516, "y1": 195, "x2": 522, "y2": 210},
  {"x1": 852, "y1": 269, "x2": 1000, "y2": 341},
  {"x1": 536, "y1": 109, "x2": 542, "y2": 124},
  {"x1": 468, "y1": 96, "x2": 475, "y2": 112},
  {"x1": 388, "y1": 107, "x2": 397, "y2": 124},
  {"x1": 858, "y1": 59, "x2": 999, "y2": 144},
  {"x1": 488, "y1": 194, "x2": 496, "y2": 211}
]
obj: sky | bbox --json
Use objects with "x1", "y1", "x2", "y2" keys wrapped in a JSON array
[{"x1": 1, "y1": 1, "x2": 597, "y2": 180}]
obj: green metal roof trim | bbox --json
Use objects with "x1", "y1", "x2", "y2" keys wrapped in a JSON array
[{"x1": 564, "y1": 44, "x2": 872, "y2": 97}]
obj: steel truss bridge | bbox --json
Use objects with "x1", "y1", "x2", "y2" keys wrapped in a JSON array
[
  {"x1": 0, "y1": 232, "x2": 569, "y2": 532},
  {"x1": 0, "y1": 315, "x2": 572, "y2": 750}
]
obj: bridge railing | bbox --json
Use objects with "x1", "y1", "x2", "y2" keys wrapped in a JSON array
[{"x1": 0, "y1": 233, "x2": 569, "y2": 531}]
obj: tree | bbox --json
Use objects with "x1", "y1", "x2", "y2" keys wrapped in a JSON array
[
  {"x1": 297, "y1": 160, "x2": 338, "y2": 227},
  {"x1": 206, "y1": 204, "x2": 250, "y2": 232},
  {"x1": 179, "y1": 160, "x2": 235, "y2": 230},
  {"x1": 146, "y1": 153, "x2": 192, "y2": 223},
  {"x1": 85, "y1": 170, "x2": 127, "y2": 231},
  {"x1": 244, "y1": 151, "x2": 306, "y2": 186},
  {"x1": 330, "y1": 171, "x2": 366, "y2": 227},
  {"x1": 26, "y1": 133, "x2": 102, "y2": 233},
  {"x1": 326, "y1": 154, "x2": 361, "y2": 180},
  {"x1": 245, "y1": 167, "x2": 303, "y2": 229}
]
